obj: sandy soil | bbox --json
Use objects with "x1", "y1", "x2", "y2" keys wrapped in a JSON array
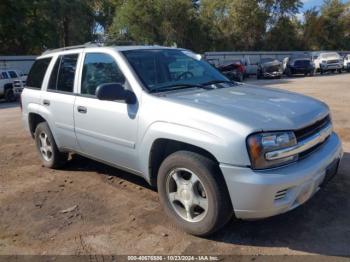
[{"x1": 0, "y1": 73, "x2": 349, "y2": 256}]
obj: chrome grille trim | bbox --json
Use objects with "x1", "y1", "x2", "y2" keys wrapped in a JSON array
[{"x1": 265, "y1": 123, "x2": 333, "y2": 161}]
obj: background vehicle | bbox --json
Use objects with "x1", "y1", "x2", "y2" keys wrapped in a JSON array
[
  {"x1": 257, "y1": 58, "x2": 283, "y2": 79},
  {"x1": 283, "y1": 55, "x2": 315, "y2": 76},
  {"x1": 312, "y1": 52, "x2": 342, "y2": 74},
  {"x1": 216, "y1": 60, "x2": 246, "y2": 82},
  {"x1": 0, "y1": 69, "x2": 25, "y2": 102},
  {"x1": 21, "y1": 45, "x2": 342, "y2": 236},
  {"x1": 343, "y1": 54, "x2": 350, "y2": 72}
]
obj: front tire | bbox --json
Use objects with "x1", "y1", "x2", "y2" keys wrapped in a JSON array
[
  {"x1": 286, "y1": 68, "x2": 292, "y2": 77},
  {"x1": 4, "y1": 89, "x2": 16, "y2": 102},
  {"x1": 34, "y1": 122, "x2": 68, "y2": 169},
  {"x1": 157, "y1": 151, "x2": 233, "y2": 236},
  {"x1": 238, "y1": 72, "x2": 244, "y2": 82}
]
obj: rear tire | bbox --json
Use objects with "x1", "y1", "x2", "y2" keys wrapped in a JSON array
[
  {"x1": 157, "y1": 151, "x2": 233, "y2": 236},
  {"x1": 34, "y1": 122, "x2": 68, "y2": 169}
]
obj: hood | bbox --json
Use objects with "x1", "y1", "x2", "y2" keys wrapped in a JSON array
[
  {"x1": 260, "y1": 61, "x2": 282, "y2": 70},
  {"x1": 164, "y1": 85, "x2": 329, "y2": 132}
]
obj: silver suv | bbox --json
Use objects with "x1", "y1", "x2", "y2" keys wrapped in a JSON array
[{"x1": 21, "y1": 45, "x2": 343, "y2": 236}]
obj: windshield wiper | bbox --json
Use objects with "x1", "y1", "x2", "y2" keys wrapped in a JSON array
[
  {"x1": 201, "y1": 80, "x2": 236, "y2": 86},
  {"x1": 149, "y1": 84, "x2": 210, "y2": 93}
]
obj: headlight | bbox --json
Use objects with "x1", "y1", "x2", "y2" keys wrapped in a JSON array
[{"x1": 247, "y1": 131, "x2": 297, "y2": 169}]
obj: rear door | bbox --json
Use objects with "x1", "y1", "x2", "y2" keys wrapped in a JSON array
[
  {"x1": 41, "y1": 53, "x2": 80, "y2": 150},
  {"x1": 74, "y1": 51, "x2": 139, "y2": 171}
]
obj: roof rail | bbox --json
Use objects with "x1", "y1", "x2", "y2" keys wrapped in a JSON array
[{"x1": 42, "y1": 42, "x2": 103, "y2": 55}]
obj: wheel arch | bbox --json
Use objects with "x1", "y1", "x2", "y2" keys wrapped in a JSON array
[
  {"x1": 148, "y1": 138, "x2": 220, "y2": 187},
  {"x1": 4, "y1": 83, "x2": 13, "y2": 91},
  {"x1": 28, "y1": 112, "x2": 48, "y2": 138}
]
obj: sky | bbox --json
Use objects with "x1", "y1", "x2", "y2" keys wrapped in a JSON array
[
  {"x1": 298, "y1": 0, "x2": 347, "y2": 20},
  {"x1": 301, "y1": 0, "x2": 348, "y2": 12},
  {"x1": 301, "y1": 0, "x2": 324, "y2": 12}
]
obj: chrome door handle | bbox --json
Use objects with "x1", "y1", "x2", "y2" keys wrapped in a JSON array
[
  {"x1": 77, "y1": 106, "x2": 87, "y2": 114},
  {"x1": 43, "y1": 99, "x2": 50, "y2": 106}
]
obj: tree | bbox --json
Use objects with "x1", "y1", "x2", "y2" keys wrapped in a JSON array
[
  {"x1": 300, "y1": 8, "x2": 323, "y2": 50},
  {"x1": 319, "y1": 0, "x2": 347, "y2": 50},
  {"x1": 199, "y1": 0, "x2": 269, "y2": 51},
  {"x1": 108, "y1": 0, "x2": 206, "y2": 51},
  {"x1": 0, "y1": 0, "x2": 106, "y2": 54},
  {"x1": 264, "y1": 16, "x2": 302, "y2": 50}
]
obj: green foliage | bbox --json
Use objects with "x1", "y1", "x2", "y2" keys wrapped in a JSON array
[{"x1": 0, "y1": 0, "x2": 349, "y2": 54}]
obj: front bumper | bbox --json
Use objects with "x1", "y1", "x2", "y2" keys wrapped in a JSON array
[
  {"x1": 220, "y1": 132, "x2": 343, "y2": 219},
  {"x1": 290, "y1": 66, "x2": 314, "y2": 74},
  {"x1": 13, "y1": 87, "x2": 23, "y2": 96},
  {"x1": 320, "y1": 63, "x2": 342, "y2": 70},
  {"x1": 262, "y1": 71, "x2": 282, "y2": 78}
]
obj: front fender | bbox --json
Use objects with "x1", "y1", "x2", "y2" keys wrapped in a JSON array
[{"x1": 138, "y1": 121, "x2": 250, "y2": 180}]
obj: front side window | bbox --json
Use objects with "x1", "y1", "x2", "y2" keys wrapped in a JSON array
[
  {"x1": 81, "y1": 53, "x2": 126, "y2": 96},
  {"x1": 123, "y1": 49, "x2": 227, "y2": 92},
  {"x1": 26, "y1": 58, "x2": 52, "y2": 89},
  {"x1": 8, "y1": 71, "x2": 18, "y2": 78},
  {"x1": 48, "y1": 54, "x2": 78, "y2": 93}
]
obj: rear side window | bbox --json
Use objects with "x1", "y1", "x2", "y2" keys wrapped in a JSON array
[
  {"x1": 26, "y1": 58, "x2": 52, "y2": 89},
  {"x1": 48, "y1": 57, "x2": 61, "y2": 91},
  {"x1": 48, "y1": 54, "x2": 78, "y2": 93}
]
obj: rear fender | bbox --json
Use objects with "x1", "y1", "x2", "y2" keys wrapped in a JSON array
[{"x1": 27, "y1": 103, "x2": 61, "y2": 147}]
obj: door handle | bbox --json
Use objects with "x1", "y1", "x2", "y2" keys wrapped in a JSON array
[
  {"x1": 77, "y1": 106, "x2": 87, "y2": 114},
  {"x1": 43, "y1": 99, "x2": 50, "y2": 106}
]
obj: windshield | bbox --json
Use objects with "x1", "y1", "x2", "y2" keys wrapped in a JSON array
[
  {"x1": 321, "y1": 53, "x2": 339, "y2": 59},
  {"x1": 123, "y1": 49, "x2": 228, "y2": 92},
  {"x1": 260, "y1": 58, "x2": 275, "y2": 63}
]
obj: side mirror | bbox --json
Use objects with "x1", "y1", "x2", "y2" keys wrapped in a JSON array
[{"x1": 96, "y1": 83, "x2": 137, "y2": 104}]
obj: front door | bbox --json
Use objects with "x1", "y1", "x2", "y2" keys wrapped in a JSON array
[{"x1": 74, "y1": 52, "x2": 139, "y2": 171}]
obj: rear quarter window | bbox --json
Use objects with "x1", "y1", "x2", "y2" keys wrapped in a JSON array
[{"x1": 26, "y1": 57, "x2": 52, "y2": 89}]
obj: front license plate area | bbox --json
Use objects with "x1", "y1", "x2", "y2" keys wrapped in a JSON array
[{"x1": 321, "y1": 159, "x2": 340, "y2": 187}]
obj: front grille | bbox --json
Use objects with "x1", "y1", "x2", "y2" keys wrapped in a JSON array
[
  {"x1": 294, "y1": 115, "x2": 331, "y2": 141},
  {"x1": 294, "y1": 115, "x2": 331, "y2": 158},
  {"x1": 265, "y1": 65, "x2": 280, "y2": 73},
  {"x1": 327, "y1": 59, "x2": 339, "y2": 64},
  {"x1": 294, "y1": 60, "x2": 310, "y2": 67},
  {"x1": 299, "y1": 142, "x2": 324, "y2": 159}
]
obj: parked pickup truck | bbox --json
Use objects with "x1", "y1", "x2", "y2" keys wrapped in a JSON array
[
  {"x1": 312, "y1": 52, "x2": 343, "y2": 74},
  {"x1": 343, "y1": 54, "x2": 350, "y2": 72},
  {"x1": 21, "y1": 45, "x2": 343, "y2": 236},
  {"x1": 0, "y1": 69, "x2": 25, "y2": 102}
]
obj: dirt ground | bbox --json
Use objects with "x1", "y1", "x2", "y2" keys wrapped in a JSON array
[{"x1": 0, "y1": 73, "x2": 349, "y2": 256}]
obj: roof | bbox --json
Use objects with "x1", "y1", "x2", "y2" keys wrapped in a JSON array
[{"x1": 41, "y1": 43, "x2": 180, "y2": 56}]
